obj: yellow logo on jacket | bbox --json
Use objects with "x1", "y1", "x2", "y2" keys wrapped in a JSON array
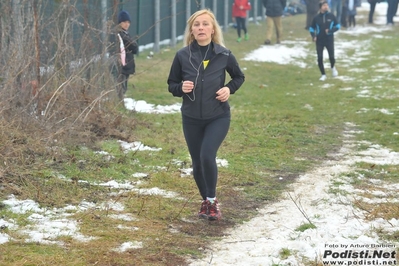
[{"x1": 203, "y1": 60, "x2": 209, "y2": 69}]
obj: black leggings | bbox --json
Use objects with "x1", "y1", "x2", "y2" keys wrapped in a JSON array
[
  {"x1": 368, "y1": 2, "x2": 376, "y2": 23},
  {"x1": 236, "y1": 17, "x2": 247, "y2": 38},
  {"x1": 117, "y1": 73, "x2": 129, "y2": 99},
  {"x1": 182, "y1": 112, "x2": 230, "y2": 200},
  {"x1": 348, "y1": 15, "x2": 356, "y2": 27},
  {"x1": 316, "y1": 40, "x2": 335, "y2": 75}
]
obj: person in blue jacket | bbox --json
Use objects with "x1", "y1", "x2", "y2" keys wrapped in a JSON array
[
  {"x1": 309, "y1": 1, "x2": 340, "y2": 81},
  {"x1": 167, "y1": 9, "x2": 245, "y2": 221}
]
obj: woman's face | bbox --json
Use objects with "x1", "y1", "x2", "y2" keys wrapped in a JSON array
[{"x1": 191, "y1": 14, "x2": 214, "y2": 45}]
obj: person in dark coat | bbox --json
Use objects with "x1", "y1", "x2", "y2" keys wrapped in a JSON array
[
  {"x1": 117, "y1": 10, "x2": 138, "y2": 100},
  {"x1": 262, "y1": 0, "x2": 286, "y2": 44},
  {"x1": 341, "y1": 0, "x2": 348, "y2": 28},
  {"x1": 330, "y1": 0, "x2": 343, "y2": 25},
  {"x1": 305, "y1": 0, "x2": 320, "y2": 30},
  {"x1": 309, "y1": 1, "x2": 340, "y2": 81},
  {"x1": 387, "y1": 0, "x2": 399, "y2": 25},
  {"x1": 368, "y1": 0, "x2": 381, "y2": 24}
]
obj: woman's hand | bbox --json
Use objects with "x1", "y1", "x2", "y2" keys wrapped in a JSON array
[
  {"x1": 216, "y1": 86, "x2": 230, "y2": 102},
  {"x1": 182, "y1": 81, "x2": 194, "y2": 93}
]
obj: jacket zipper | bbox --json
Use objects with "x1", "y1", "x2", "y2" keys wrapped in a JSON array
[{"x1": 200, "y1": 65, "x2": 205, "y2": 119}]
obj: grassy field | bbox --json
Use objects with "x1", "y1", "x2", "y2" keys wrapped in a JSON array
[{"x1": 0, "y1": 10, "x2": 398, "y2": 266}]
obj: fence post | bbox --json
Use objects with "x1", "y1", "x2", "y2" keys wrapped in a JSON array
[
  {"x1": 186, "y1": 0, "x2": 191, "y2": 20},
  {"x1": 154, "y1": 0, "x2": 160, "y2": 52},
  {"x1": 33, "y1": 0, "x2": 40, "y2": 84},
  {"x1": 252, "y1": 0, "x2": 258, "y2": 24},
  {"x1": 262, "y1": 1, "x2": 266, "y2": 21},
  {"x1": 224, "y1": 0, "x2": 229, "y2": 32},
  {"x1": 136, "y1": 0, "x2": 141, "y2": 56},
  {"x1": 171, "y1": 0, "x2": 176, "y2": 47},
  {"x1": 201, "y1": 0, "x2": 205, "y2": 9},
  {"x1": 101, "y1": 0, "x2": 108, "y2": 60},
  {"x1": 12, "y1": 0, "x2": 24, "y2": 71}
]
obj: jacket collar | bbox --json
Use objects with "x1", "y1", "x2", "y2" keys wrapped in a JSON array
[{"x1": 189, "y1": 40, "x2": 228, "y2": 55}]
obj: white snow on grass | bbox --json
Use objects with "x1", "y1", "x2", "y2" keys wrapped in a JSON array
[
  {"x1": 0, "y1": 169, "x2": 182, "y2": 245},
  {"x1": 354, "y1": 144, "x2": 399, "y2": 165},
  {"x1": 118, "y1": 140, "x2": 162, "y2": 152},
  {"x1": 113, "y1": 241, "x2": 143, "y2": 253},
  {"x1": 124, "y1": 98, "x2": 181, "y2": 114},
  {"x1": 110, "y1": 213, "x2": 138, "y2": 222},
  {"x1": 356, "y1": 108, "x2": 395, "y2": 115},
  {"x1": 99, "y1": 180, "x2": 136, "y2": 190},
  {"x1": 2, "y1": 195, "x2": 96, "y2": 245},
  {"x1": 174, "y1": 157, "x2": 229, "y2": 177},
  {"x1": 243, "y1": 41, "x2": 309, "y2": 68}
]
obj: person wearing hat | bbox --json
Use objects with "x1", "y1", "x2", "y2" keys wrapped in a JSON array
[
  {"x1": 309, "y1": 1, "x2": 340, "y2": 81},
  {"x1": 116, "y1": 10, "x2": 138, "y2": 100}
]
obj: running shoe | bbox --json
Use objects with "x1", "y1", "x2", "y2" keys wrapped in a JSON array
[
  {"x1": 208, "y1": 199, "x2": 221, "y2": 221},
  {"x1": 198, "y1": 200, "x2": 209, "y2": 219}
]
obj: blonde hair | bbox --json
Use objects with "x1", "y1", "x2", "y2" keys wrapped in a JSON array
[{"x1": 183, "y1": 9, "x2": 225, "y2": 47}]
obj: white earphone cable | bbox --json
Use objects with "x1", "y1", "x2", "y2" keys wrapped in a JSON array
[{"x1": 187, "y1": 42, "x2": 210, "y2": 102}]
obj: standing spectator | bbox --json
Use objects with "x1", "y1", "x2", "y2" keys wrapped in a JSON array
[
  {"x1": 330, "y1": 0, "x2": 343, "y2": 25},
  {"x1": 346, "y1": 0, "x2": 361, "y2": 28},
  {"x1": 341, "y1": 0, "x2": 348, "y2": 28},
  {"x1": 368, "y1": 0, "x2": 381, "y2": 24},
  {"x1": 387, "y1": 0, "x2": 399, "y2": 25},
  {"x1": 305, "y1": 0, "x2": 320, "y2": 30},
  {"x1": 232, "y1": 0, "x2": 252, "y2": 42},
  {"x1": 116, "y1": 10, "x2": 138, "y2": 100},
  {"x1": 309, "y1": 1, "x2": 340, "y2": 81},
  {"x1": 167, "y1": 9, "x2": 245, "y2": 221},
  {"x1": 262, "y1": 0, "x2": 286, "y2": 44}
]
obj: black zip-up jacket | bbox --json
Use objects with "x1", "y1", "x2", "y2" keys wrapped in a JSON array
[
  {"x1": 262, "y1": 0, "x2": 286, "y2": 17},
  {"x1": 309, "y1": 11, "x2": 340, "y2": 43},
  {"x1": 167, "y1": 41, "x2": 245, "y2": 119},
  {"x1": 118, "y1": 29, "x2": 138, "y2": 75}
]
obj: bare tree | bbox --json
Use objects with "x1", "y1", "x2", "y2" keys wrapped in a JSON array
[{"x1": 0, "y1": 0, "x2": 121, "y2": 138}]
